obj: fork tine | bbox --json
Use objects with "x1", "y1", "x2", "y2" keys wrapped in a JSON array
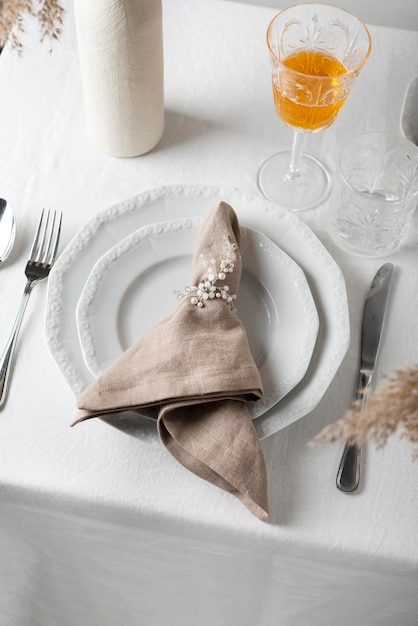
[
  {"x1": 30, "y1": 209, "x2": 62, "y2": 266},
  {"x1": 45, "y1": 211, "x2": 62, "y2": 266},
  {"x1": 29, "y1": 208, "x2": 46, "y2": 261},
  {"x1": 41, "y1": 210, "x2": 55, "y2": 265},
  {"x1": 38, "y1": 210, "x2": 52, "y2": 265}
]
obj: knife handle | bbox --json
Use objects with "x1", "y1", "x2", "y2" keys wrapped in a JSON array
[
  {"x1": 336, "y1": 439, "x2": 361, "y2": 492},
  {"x1": 336, "y1": 371, "x2": 372, "y2": 492}
]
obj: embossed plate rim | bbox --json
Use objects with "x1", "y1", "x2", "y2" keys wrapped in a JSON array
[
  {"x1": 75, "y1": 217, "x2": 319, "y2": 420},
  {"x1": 45, "y1": 184, "x2": 350, "y2": 440}
]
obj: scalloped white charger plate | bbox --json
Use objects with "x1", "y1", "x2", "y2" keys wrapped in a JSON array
[
  {"x1": 75, "y1": 218, "x2": 319, "y2": 422},
  {"x1": 45, "y1": 185, "x2": 350, "y2": 440}
]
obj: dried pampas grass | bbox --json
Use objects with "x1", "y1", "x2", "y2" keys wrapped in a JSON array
[
  {"x1": 0, "y1": 0, "x2": 64, "y2": 53},
  {"x1": 311, "y1": 364, "x2": 418, "y2": 459}
]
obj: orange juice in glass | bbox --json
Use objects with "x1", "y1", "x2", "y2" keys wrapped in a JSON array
[{"x1": 257, "y1": 4, "x2": 371, "y2": 211}]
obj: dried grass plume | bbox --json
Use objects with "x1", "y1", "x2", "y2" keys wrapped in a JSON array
[
  {"x1": 310, "y1": 364, "x2": 418, "y2": 459},
  {"x1": 0, "y1": 0, "x2": 64, "y2": 53}
]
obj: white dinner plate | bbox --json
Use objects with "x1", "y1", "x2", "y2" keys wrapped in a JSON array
[
  {"x1": 45, "y1": 185, "x2": 350, "y2": 440},
  {"x1": 75, "y1": 218, "x2": 319, "y2": 421}
]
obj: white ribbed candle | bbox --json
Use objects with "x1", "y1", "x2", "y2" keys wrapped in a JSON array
[{"x1": 74, "y1": 0, "x2": 164, "y2": 157}]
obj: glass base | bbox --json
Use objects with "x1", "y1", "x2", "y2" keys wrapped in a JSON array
[
  {"x1": 257, "y1": 151, "x2": 331, "y2": 212},
  {"x1": 327, "y1": 219, "x2": 403, "y2": 258}
]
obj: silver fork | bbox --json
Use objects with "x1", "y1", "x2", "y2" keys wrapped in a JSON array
[{"x1": 0, "y1": 209, "x2": 62, "y2": 409}]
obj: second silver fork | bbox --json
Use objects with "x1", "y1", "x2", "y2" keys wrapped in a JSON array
[{"x1": 0, "y1": 209, "x2": 62, "y2": 409}]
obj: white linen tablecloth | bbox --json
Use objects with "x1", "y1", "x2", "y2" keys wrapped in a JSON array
[{"x1": 0, "y1": 1, "x2": 417, "y2": 624}]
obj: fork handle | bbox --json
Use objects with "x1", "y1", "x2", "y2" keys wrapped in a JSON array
[{"x1": 0, "y1": 281, "x2": 33, "y2": 409}]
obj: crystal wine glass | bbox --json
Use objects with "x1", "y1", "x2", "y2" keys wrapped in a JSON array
[{"x1": 257, "y1": 3, "x2": 372, "y2": 211}]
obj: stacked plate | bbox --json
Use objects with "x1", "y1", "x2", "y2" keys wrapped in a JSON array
[{"x1": 45, "y1": 185, "x2": 350, "y2": 442}]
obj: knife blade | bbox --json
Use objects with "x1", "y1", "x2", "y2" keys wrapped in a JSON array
[{"x1": 336, "y1": 262, "x2": 394, "y2": 492}]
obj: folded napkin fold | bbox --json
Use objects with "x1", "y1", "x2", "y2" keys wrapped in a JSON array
[{"x1": 73, "y1": 202, "x2": 268, "y2": 520}]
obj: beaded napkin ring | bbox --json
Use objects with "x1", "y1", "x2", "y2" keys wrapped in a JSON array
[{"x1": 174, "y1": 235, "x2": 238, "y2": 311}]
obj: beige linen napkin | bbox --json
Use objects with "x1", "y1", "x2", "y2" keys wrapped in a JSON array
[{"x1": 73, "y1": 202, "x2": 268, "y2": 520}]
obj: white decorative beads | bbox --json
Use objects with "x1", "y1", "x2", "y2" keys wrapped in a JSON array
[{"x1": 174, "y1": 234, "x2": 238, "y2": 311}]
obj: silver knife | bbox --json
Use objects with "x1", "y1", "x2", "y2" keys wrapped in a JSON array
[{"x1": 336, "y1": 263, "x2": 394, "y2": 492}]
